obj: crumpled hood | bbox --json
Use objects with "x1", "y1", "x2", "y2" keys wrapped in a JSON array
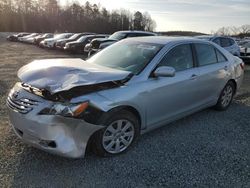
[{"x1": 18, "y1": 58, "x2": 131, "y2": 94}]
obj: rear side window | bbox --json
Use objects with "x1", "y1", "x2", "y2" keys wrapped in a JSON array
[
  {"x1": 213, "y1": 38, "x2": 220, "y2": 45},
  {"x1": 195, "y1": 43, "x2": 217, "y2": 66},
  {"x1": 216, "y1": 49, "x2": 227, "y2": 62},
  {"x1": 158, "y1": 44, "x2": 194, "y2": 72},
  {"x1": 220, "y1": 38, "x2": 231, "y2": 47},
  {"x1": 229, "y1": 39, "x2": 235, "y2": 45}
]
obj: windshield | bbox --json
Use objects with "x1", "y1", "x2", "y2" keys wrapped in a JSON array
[
  {"x1": 77, "y1": 36, "x2": 88, "y2": 42},
  {"x1": 69, "y1": 33, "x2": 81, "y2": 40},
  {"x1": 108, "y1": 32, "x2": 127, "y2": 40},
  {"x1": 54, "y1": 33, "x2": 70, "y2": 39},
  {"x1": 87, "y1": 40, "x2": 163, "y2": 75},
  {"x1": 24, "y1": 33, "x2": 37, "y2": 38}
]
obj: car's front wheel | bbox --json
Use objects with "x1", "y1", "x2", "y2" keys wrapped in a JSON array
[
  {"x1": 92, "y1": 110, "x2": 140, "y2": 157},
  {"x1": 215, "y1": 81, "x2": 235, "y2": 111}
]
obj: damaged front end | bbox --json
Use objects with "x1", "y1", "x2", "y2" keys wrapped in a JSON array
[
  {"x1": 6, "y1": 58, "x2": 133, "y2": 158},
  {"x1": 7, "y1": 83, "x2": 105, "y2": 158}
]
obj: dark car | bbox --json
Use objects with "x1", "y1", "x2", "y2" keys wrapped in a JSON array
[
  {"x1": 239, "y1": 41, "x2": 250, "y2": 63},
  {"x1": 64, "y1": 34, "x2": 108, "y2": 53},
  {"x1": 34, "y1": 33, "x2": 54, "y2": 45},
  {"x1": 88, "y1": 30, "x2": 157, "y2": 56},
  {"x1": 6, "y1": 33, "x2": 30, "y2": 42},
  {"x1": 55, "y1": 33, "x2": 95, "y2": 49}
]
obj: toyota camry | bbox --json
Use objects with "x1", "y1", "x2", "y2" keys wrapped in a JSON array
[{"x1": 6, "y1": 37, "x2": 244, "y2": 158}]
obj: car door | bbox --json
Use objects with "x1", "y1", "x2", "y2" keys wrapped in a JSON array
[
  {"x1": 194, "y1": 43, "x2": 230, "y2": 105},
  {"x1": 144, "y1": 43, "x2": 202, "y2": 128}
]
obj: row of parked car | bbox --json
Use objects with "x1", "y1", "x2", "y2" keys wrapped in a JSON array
[
  {"x1": 6, "y1": 31, "x2": 250, "y2": 62},
  {"x1": 6, "y1": 31, "x2": 157, "y2": 56}
]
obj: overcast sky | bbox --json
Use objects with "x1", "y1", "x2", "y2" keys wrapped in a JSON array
[{"x1": 60, "y1": 0, "x2": 250, "y2": 33}]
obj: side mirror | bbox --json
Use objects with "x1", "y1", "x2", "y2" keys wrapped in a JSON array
[{"x1": 154, "y1": 66, "x2": 176, "y2": 77}]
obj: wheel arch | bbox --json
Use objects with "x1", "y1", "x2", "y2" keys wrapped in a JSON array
[{"x1": 106, "y1": 105, "x2": 142, "y2": 130}]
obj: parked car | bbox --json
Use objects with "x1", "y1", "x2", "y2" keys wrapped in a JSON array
[
  {"x1": 55, "y1": 33, "x2": 95, "y2": 49},
  {"x1": 64, "y1": 34, "x2": 109, "y2": 53},
  {"x1": 6, "y1": 37, "x2": 244, "y2": 158},
  {"x1": 84, "y1": 35, "x2": 110, "y2": 53},
  {"x1": 6, "y1": 33, "x2": 30, "y2": 42},
  {"x1": 196, "y1": 35, "x2": 240, "y2": 56},
  {"x1": 88, "y1": 30, "x2": 157, "y2": 56},
  {"x1": 23, "y1": 34, "x2": 43, "y2": 44},
  {"x1": 40, "y1": 33, "x2": 73, "y2": 48},
  {"x1": 34, "y1": 33, "x2": 54, "y2": 45},
  {"x1": 18, "y1": 33, "x2": 40, "y2": 42},
  {"x1": 239, "y1": 41, "x2": 250, "y2": 63}
]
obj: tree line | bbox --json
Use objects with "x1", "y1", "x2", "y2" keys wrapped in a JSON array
[
  {"x1": 212, "y1": 25, "x2": 250, "y2": 37},
  {"x1": 0, "y1": 0, "x2": 156, "y2": 33}
]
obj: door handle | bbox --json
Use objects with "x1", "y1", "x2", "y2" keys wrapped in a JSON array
[{"x1": 190, "y1": 74, "x2": 198, "y2": 80}]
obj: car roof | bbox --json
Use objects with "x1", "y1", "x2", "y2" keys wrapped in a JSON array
[
  {"x1": 196, "y1": 35, "x2": 234, "y2": 40},
  {"x1": 115, "y1": 30, "x2": 156, "y2": 35},
  {"x1": 123, "y1": 36, "x2": 208, "y2": 45}
]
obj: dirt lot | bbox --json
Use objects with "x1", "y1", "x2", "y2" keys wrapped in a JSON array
[{"x1": 0, "y1": 33, "x2": 249, "y2": 187}]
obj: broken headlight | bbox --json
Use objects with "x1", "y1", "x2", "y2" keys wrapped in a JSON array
[{"x1": 39, "y1": 101, "x2": 89, "y2": 117}]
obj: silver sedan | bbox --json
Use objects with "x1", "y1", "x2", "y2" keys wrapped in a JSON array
[{"x1": 6, "y1": 37, "x2": 244, "y2": 158}]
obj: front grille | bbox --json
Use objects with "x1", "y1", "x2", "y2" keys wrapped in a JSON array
[{"x1": 7, "y1": 97, "x2": 38, "y2": 114}]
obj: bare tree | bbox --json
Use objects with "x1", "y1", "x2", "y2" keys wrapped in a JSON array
[{"x1": 240, "y1": 25, "x2": 250, "y2": 34}]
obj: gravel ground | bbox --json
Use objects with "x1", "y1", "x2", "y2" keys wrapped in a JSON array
[{"x1": 0, "y1": 33, "x2": 250, "y2": 187}]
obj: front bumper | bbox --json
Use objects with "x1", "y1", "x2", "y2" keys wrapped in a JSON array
[{"x1": 7, "y1": 83, "x2": 103, "y2": 158}]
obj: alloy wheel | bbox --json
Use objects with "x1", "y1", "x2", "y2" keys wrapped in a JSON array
[
  {"x1": 102, "y1": 119, "x2": 135, "y2": 154},
  {"x1": 221, "y1": 85, "x2": 233, "y2": 107}
]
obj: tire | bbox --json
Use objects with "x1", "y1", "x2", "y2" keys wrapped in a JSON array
[
  {"x1": 92, "y1": 109, "x2": 140, "y2": 157},
  {"x1": 214, "y1": 81, "x2": 235, "y2": 111}
]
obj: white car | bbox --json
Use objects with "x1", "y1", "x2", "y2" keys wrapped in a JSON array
[
  {"x1": 18, "y1": 33, "x2": 39, "y2": 42},
  {"x1": 196, "y1": 36, "x2": 240, "y2": 56},
  {"x1": 40, "y1": 33, "x2": 73, "y2": 48}
]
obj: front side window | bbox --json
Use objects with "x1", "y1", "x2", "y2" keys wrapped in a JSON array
[
  {"x1": 158, "y1": 44, "x2": 194, "y2": 72},
  {"x1": 195, "y1": 43, "x2": 217, "y2": 66}
]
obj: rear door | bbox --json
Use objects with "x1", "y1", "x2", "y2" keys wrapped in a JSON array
[{"x1": 194, "y1": 43, "x2": 230, "y2": 104}]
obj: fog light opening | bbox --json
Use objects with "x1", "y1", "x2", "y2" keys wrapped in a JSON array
[
  {"x1": 39, "y1": 140, "x2": 57, "y2": 148},
  {"x1": 48, "y1": 141, "x2": 57, "y2": 148}
]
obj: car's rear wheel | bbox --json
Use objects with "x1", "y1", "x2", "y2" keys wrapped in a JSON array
[
  {"x1": 215, "y1": 81, "x2": 235, "y2": 111},
  {"x1": 92, "y1": 110, "x2": 139, "y2": 157}
]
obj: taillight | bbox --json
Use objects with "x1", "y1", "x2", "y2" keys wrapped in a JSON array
[{"x1": 240, "y1": 62, "x2": 245, "y2": 70}]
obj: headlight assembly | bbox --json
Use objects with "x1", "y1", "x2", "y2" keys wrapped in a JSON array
[{"x1": 39, "y1": 101, "x2": 89, "y2": 117}]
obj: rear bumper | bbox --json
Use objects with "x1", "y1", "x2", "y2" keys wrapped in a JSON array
[{"x1": 7, "y1": 83, "x2": 103, "y2": 158}]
